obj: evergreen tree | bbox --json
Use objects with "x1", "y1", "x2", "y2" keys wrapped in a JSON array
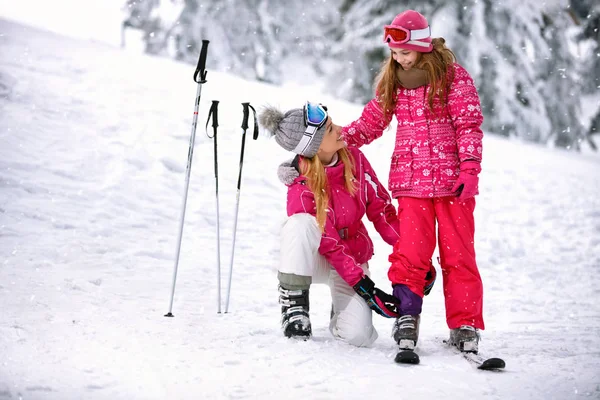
[
  {"x1": 570, "y1": 0, "x2": 600, "y2": 147},
  {"x1": 326, "y1": 0, "x2": 392, "y2": 103},
  {"x1": 539, "y1": 8, "x2": 585, "y2": 149},
  {"x1": 448, "y1": 0, "x2": 583, "y2": 147}
]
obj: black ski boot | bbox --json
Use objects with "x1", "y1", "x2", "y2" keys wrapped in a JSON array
[
  {"x1": 449, "y1": 325, "x2": 480, "y2": 353},
  {"x1": 392, "y1": 315, "x2": 420, "y2": 350},
  {"x1": 278, "y1": 285, "x2": 311, "y2": 339}
]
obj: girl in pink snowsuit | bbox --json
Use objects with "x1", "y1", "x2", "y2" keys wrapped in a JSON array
[{"x1": 342, "y1": 10, "x2": 485, "y2": 352}]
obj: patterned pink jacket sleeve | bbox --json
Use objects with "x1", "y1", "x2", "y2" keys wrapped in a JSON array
[
  {"x1": 341, "y1": 97, "x2": 394, "y2": 148},
  {"x1": 286, "y1": 180, "x2": 365, "y2": 287},
  {"x1": 447, "y1": 63, "x2": 484, "y2": 165},
  {"x1": 358, "y1": 151, "x2": 400, "y2": 246}
]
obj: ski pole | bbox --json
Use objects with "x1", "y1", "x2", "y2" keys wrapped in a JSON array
[
  {"x1": 165, "y1": 40, "x2": 210, "y2": 318},
  {"x1": 224, "y1": 102, "x2": 258, "y2": 313},
  {"x1": 205, "y1": 100, "x2": 222, "y2": 313}
]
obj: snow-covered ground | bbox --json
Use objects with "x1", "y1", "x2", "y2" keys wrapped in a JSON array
[
  {"x1": 0, "y1": 0, "x2": 126, "y2": 46},
  {"x1": 1, "y1": 18, "x2": 599, "y2": 400}
]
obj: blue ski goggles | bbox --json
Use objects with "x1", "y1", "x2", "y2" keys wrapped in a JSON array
[
  {"x1": 304, "y1": 101, "x2": 328, "y2": 129},
  {"x1": 294, "y1": 101, "x2": 329, "y2": 155}
]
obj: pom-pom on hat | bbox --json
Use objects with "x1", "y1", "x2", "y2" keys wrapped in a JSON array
[
  {"x1": 258, "y1": 105, "x2": 327, "y2": 158},
  {"x1": 384, "y1": 10, "x2": 433, "y2": 53}
]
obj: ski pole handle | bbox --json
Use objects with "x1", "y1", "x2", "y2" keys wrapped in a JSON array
[
  {"x1": 193, "y1": 40, "x2": 210, "y2": 83},
  {"x1": 210, "y1": 101, "x2": 219, "y2": 181},
  {"x1": 241, "y1": 102, "x2": 258, "y2": 139},
  {"x1": 210, "y1": 100, "x2": 219, "y2": 129},
  {"x1": 241, "y1": 102, "x2": 250, "y2": 131}
]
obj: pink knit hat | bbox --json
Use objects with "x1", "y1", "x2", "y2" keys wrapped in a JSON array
[{"x1": 383, "y1": 10, "x2": 433, "y2": 53}]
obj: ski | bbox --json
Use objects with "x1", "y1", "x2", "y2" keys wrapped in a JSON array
[
  {"x1": 394, "y1": 349, "x2": 420, "y2": 365},
  {"x1": 443, "y1": 340, "x2": 505, "y2": 371},
  {"x1": 395, "y1": 344, "x2": 504, "y2": 369},
  {"x1": 459, "y1": 351, "x2": 505, "y2": 371}
]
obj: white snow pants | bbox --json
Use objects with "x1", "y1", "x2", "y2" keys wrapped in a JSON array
[{"x1": 279, "y1": 213, "x2": 378, "y2": 347}]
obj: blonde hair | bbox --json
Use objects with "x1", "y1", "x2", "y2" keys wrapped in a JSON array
[
  {"x1": 300, "y1": 147, "x2": 357, "y2": 232},
  {"x1": 375, "y1": 38, "x2": 457, "y2": 120}
]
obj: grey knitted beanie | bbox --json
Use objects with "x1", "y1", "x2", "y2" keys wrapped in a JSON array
[{"x1": 258, "y1": 105, "x2": 326, "y2": 158}]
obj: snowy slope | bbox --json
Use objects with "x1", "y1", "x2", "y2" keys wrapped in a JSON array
[{"x1": 1, "y1": 19, "x2": 599, "y2": 400}]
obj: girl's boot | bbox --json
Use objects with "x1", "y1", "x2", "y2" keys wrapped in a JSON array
[
  {"x1": 392, "y1": 315, "x2": 420, "y2": 350},
  {"x1": 449, "y1": 325, "x2": 479, "y2": 353}
]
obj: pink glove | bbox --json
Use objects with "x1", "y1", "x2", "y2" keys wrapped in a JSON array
[{"x1": 451, "y1": 161, "x2": 481, "y2": 201}]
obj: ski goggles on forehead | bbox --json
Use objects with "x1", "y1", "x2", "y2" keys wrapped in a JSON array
[
  {"x1": 383, "y1": 25, "x2": 431, "y2": 45},
  {"x1": 293, "y1": 101, "x2": 329, "y2": 155},
  {"x1": 304, "y1": 101, "x2": 328, "y2": 128}
]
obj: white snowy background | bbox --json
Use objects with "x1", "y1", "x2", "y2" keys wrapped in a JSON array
[{"x1": 1, "y1": 3, "x2": 600, "y2": 400}]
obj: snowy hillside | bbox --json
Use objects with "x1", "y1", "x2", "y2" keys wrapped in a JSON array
[{"x1": 1, "y1": 19, "x2": 599, "y2": 400}]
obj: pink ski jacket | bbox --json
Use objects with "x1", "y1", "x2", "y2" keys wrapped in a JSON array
[
  {"x1": 342, "y1": 63, "x2": 484, "y2": 199},
  {"x1": 285, "y1": 147, "x2": 399, "y2": 287}
]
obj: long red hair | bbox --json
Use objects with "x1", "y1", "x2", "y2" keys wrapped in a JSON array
[
  {"x1": 299, "y1": 148, "x2": 357, "y2": 232},
  {"x1": 375, "y1": 38, "x2": 456, "y2": 120}
]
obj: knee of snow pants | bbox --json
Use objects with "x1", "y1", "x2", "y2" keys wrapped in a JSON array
[
  {"x1": 328, "y1": 269, "x2": 378, "y2": 347},
  {"x1": 279, "y1": 213, "x2": 378, "y2": 347},
  {"x1": 388, "y1": 197, "x2": 437, "y2": 298}
]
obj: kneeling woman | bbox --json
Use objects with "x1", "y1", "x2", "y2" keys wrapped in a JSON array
[{"x1": 259, "y1": 102, "x2": 402, "y2": 347}]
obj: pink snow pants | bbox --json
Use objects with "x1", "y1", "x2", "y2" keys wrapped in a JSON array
[{"x1": 388, "y1": 196, "x2": 485, "y2": 330}]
